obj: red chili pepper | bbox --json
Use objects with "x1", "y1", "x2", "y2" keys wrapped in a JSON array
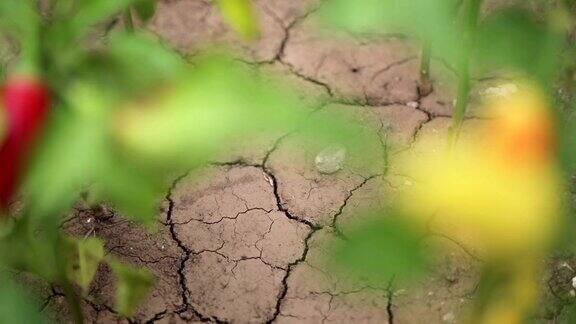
[{"x1": 0, "y1": 76, "x2": 49, "y2": 210}]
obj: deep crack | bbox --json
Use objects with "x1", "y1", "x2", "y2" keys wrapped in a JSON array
[
  {"x1": 386, "y1": 280, "x2": 395, "y2": 324},
  {"x1": 164, "y1": 172, "x2": 229, "y2": 323},
  {"x1": 331, "y1": 174, "x2": 383, "y2": 238},
  {"x1": 265, "y1": 227, "x2": 318, "y2": 324}
]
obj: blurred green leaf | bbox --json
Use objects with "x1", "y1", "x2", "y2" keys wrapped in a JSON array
[
  {"x1": 0, "y1": 0, "x2": 38, "y2": 39},
  {"x1": 333, "y1": 213, "x2": 427, "y2": 283},
  {"x1": 558, "y1": 108, "x2": 576, "y2": 175},
  {"x1": 0, "y1": 276, "x2": 44, "y2": 324},
  {"x1": 214, "y1": 0, "x2": 259, "y2": 40},
  {"x1": 0, "y1": 0, "x2": 40, "y2": 73},
  {"x1": 113, "y1": 54, "x2": 382, "y2": 174},
  {"x1": 109, "y1": 259, "x2": 153, "y2": 317},
  {"x1": 113, "y1": 56, "x2": 304, "y2": 167},
  {"x1": 104, "y1": 33, "x2": 186, "y2": 94},
  {"x1": 93, "y1": 156, "x2": 160, "y2": 228},
  {"x1": 559, "y1": 303, "x2": 576, "y2": 323},
  {"x1": 474, "y1": 8, "x2": 559, "y2": 80},
  {"x1": 64, "y1": 237, "x2": 105, "y2": 293},
  {"x1": 0, "y1": 218, "x2": 54, "y2": 277},
  {"x1": 70, "y1": 0, "x2": 135, "y2": 38},
  {"x1": 23, "y1": 109, "x2": 105, "y2": 218},
  {"x1": 319, "y1": 0, "x2": 460, "y2": 61},
  {"x1": 46, "y1": 0, "x2": 136, "y2": 63},
  {"x1": 25, "y1": 82, "x2": 162, "y2": 228},
  {"x1": 133, "y1": 0, "x2": 156, "y2": 22}
]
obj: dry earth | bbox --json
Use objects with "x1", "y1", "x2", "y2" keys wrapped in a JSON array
[{"x1": 35, "y1": 0, "x2": 575, "y2": 323}]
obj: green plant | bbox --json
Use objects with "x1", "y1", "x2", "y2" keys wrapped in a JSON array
[
  {"x1": 319, "y1": 0, "x2": 576, "y2": 322},
  {"x1": 0, "y1": 0, "x2": 378, "y2": 322}
]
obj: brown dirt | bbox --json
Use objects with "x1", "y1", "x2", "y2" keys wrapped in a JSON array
[{"x1": 37, "y1": 0, "x2": 566, "y2": 323}]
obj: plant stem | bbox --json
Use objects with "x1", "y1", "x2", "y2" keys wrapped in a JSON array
[
  {"x1": 53, "y1": 233, "x2": 84, "y2": 323},
  {"x1": 418, "y1": 41, "x2": 433, "y2": 96},
  {"x1": 123, "y1": 9, "x2": 134, "y2": 33},
  {"x1": 60, "y1": 277, "x2": 85, "y2": 324},
  {"x1": 449, "y1": 0, "x2": 482, "y2": 145}
]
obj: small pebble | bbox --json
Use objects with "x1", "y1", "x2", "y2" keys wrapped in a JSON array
[
  {"x1": 442, "y1": 312, "x2": 455, "y2": 323},
  {"x1": 315, "y1": 144, "x2": 346, "y2": 174},
  {"x1": 407, "y1": 101, "x2": 419, "y2": 109},
  {"x1": 382, "y1": 121, "x2": 393, "y2": 132},
  {"x1": 482, "y1": 83, "x2": 518, "y2": 98},
  {"x1": 264, "y1": 174, "x2": 274, "y2": 187}
]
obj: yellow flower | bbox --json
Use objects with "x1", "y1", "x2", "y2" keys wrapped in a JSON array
[{"x1": 398, "y1": 87, "x2": 560, "y2": 258}]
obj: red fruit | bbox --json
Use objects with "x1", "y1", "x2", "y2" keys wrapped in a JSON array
[{"x1": 0, "y1": 76, "x2": 49, "y2": 210}]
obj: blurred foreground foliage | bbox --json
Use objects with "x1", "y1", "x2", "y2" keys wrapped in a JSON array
[
  {"x1": 2, "y1": 0, "x2": 576, "y2": 322},
  {"x1": 319, "y1": 0, "x2": 576, "y2": 322},
  {"x1": 319, "y1": 0, "x2": 563, "y2": 83},
  {"x1": 0, "y1": 0, "x2": 382, "y2": 322}
]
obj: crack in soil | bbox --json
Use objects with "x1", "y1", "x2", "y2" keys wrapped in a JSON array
[
  {"x1": 144, "y1": 309, "x2": 168, "y2": 323},
  {"x1": 386, "y1": 280, "x2": 395, "y2": 324},
  {"x1": 265, "y1": 227, "x2": 318, "y2": 324},
  {"x1": 331, "y1": 174, "x2": 383, "y2": 238},
  {"x1": 164, "y1": 173, "x2": 229, "y2": 323}
]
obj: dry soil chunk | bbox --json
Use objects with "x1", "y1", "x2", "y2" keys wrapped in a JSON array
[
  {"x1": 282, "y1": 9, "x2": 420, "y2": 105},
  {"x1": 276, "y1": 228, "x2": 391, "y2": 323},
  {"x1": 267, "y1": 103, "x2": 425, "y2": 226},
  {"x1": 171, "y1": 165, "x2": 310, "y2": 322},
  {"x1": 150, "y1": 0, "x2": 285, "y2": 62}
]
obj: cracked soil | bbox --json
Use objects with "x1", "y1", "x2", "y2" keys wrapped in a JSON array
[{"x1": 35, "y1": 0, "x2": 571, "y2": 323}]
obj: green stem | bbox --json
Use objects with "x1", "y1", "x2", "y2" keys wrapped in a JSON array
[
  {"x1": 418, "y1": 41, "x2": 433, "y2": 96},
  {"x1": 123, "y1": 9, "x2": 134, "y2": 33},
  {"x1": 449, "y1": 0, "x2": 482, "y2": 145},
  {"x1": 59, "y1": 276, "x2": 84, "y2": 324}
]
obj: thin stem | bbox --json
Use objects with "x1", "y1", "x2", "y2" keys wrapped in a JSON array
[
  {"x1": 123, "y1": 9, "x2": 134, "y2": 33},
  {"x1": 53, "y1": 233, "x2": 84, "y2": 323},
  {"x1": 449, "y1": 0, "x2": 482, "y2": 146},
  {"x1": 418, "y1": 41, "x2": 433, "y2": 96},
  {"x1": 60, "y1": 277, "x2": 85, "y2": 324}
]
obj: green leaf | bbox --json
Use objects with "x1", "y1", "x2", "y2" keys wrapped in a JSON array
[
  {"x1": 332, "y1": 213, "x2": 427, "y2": 283},
  {"x1": 23, "y1": 109, "x2": 105, "y2": 217},
  {"x1": 109, "y1": 259, "x2": 154, "y2": 317},
  {"x1": 0, "y1": 0, "x2": 40, "y2": 73},
  {"x1": 113, "y1": 54, "x2": 381, "y2": 174},
  {"x1": 104, "y1": 33, "x2": 186, "y2": 94},
  {"x1": 113, "y1": 56, "x2": 303, "y2": 167},
  {"x1": 0, "y1": 276, "x2": 45, "y2": 324},
  {"x1": 559, "y1": 303, "x2": 576, "y2": 323},
  {"x1": 93, "y1": 156, "x2": 160, "y2": 228},
  {"x1": 133, "y1": 0, "x2": 155, "y2": 22},
  {"x1": 0, "y1": 214, "x2": 62, "y2": 280},
  {"x1": 69, "y1": 0, "x2": 135, "y2": 39},
  {"x1": 214, "y1": 0, "x2": 259, "y2": 40},
  {"x1": 65, "y1": 237, "x2": 105, "y2": 293},
  {"x1": 474, "y1": 8, "x2": 559, "y2": 80},
  {"x1": 0, "y1": 1, "x2": 38, "y2": 39}
]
